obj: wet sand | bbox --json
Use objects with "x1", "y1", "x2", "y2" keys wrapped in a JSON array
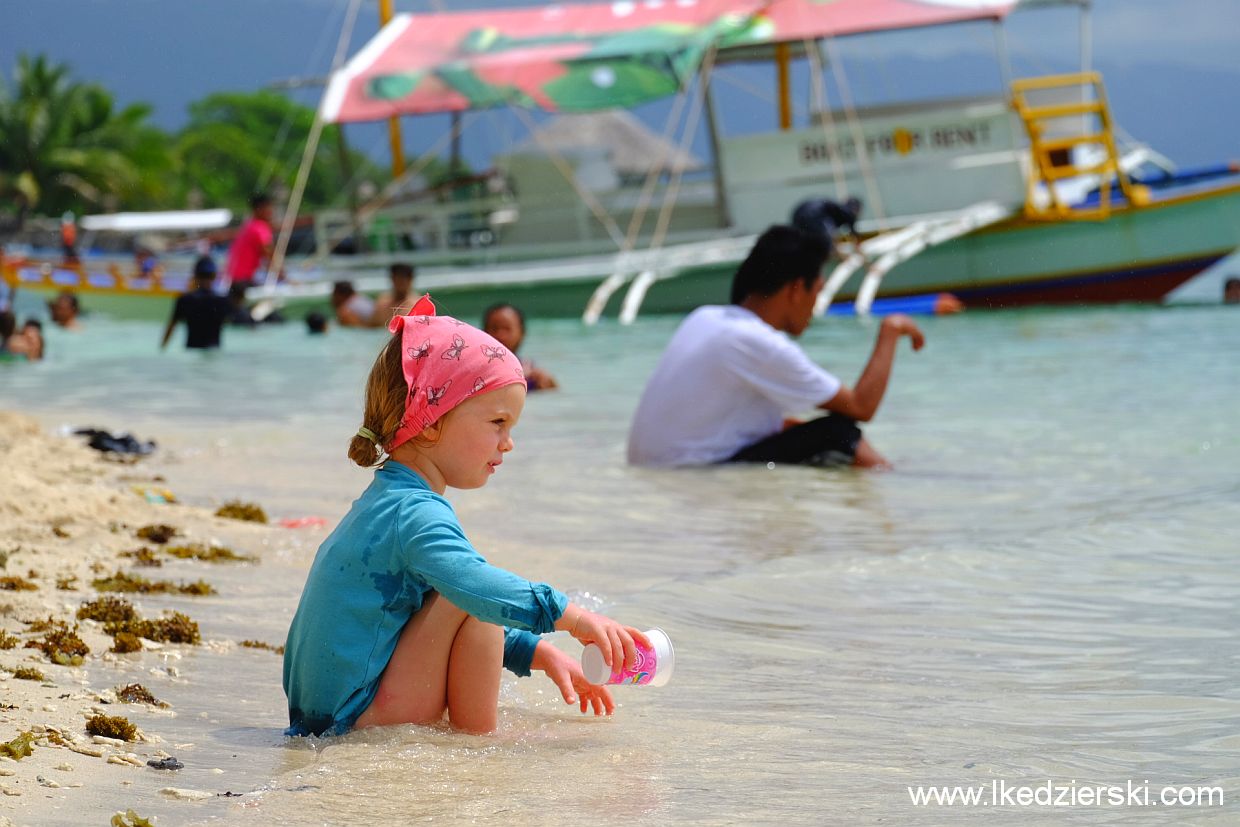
[{"x1": 0, "y1": 412, "x2": 296, "y2": 825}]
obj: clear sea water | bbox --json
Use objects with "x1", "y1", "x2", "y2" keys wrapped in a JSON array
[{"x1": 3, "y1": 301, "x2": 1239, "y2": 825}]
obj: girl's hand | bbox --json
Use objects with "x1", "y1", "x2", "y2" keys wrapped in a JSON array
[
  {"x1": 530, "y1": 640, "x2": 615, "y2": 716},
  {"x1": 554, "y1": 604, "x2": 650, "y2": 673}
]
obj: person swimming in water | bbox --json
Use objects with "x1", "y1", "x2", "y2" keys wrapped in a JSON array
[{"x1": 481, "y1": 303, "x2": 558, "y2": 391}]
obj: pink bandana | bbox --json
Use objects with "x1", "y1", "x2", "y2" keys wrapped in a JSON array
[{"x1": 385, "y1": 295, "x2": 525, "y2": 453}]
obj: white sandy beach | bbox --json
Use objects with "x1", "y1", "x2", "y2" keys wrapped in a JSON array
[{"x1": 0, "y1": 411, "x2": 292, "y2": 826}]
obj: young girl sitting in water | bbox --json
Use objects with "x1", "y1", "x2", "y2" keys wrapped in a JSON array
[{"x1": 283, "y1": 296, "x2": 645, "y2": 736}]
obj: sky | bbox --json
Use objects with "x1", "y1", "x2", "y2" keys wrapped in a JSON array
[{"x1": 4, "y1": 0, "x2": 1239, "y2": 181}]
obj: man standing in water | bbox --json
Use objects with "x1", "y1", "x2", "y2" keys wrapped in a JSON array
[
  {"x1": 225, "y1": 192, "x2": 278, "y2": 291},
  {"x1": 370, "y1": 262, "x2": 416, "y2": 324},
  {"x1": 628, "y1": 225, "x2": 923, "y2": 469},
  {"x1": 161, "y1": 257, "x2": 231, "y2": 350}
]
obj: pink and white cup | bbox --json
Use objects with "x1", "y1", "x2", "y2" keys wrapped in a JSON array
[{"x1": 581, "y1": 628, "x2": 674, "y2": 687}]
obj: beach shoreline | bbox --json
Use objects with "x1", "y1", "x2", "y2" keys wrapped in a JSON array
[{"x1": 0, "y1": 411, "x2": 301, "y2": 826}]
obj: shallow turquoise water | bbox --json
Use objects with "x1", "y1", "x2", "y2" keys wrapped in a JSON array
[{"x1": 4, "y1": 303, "x2": 1240, "y2": 824}]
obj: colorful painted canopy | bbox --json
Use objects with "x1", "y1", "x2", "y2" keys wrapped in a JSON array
[{"x1": 321, "y1": 0, "x2": 1021, "y2": 122}]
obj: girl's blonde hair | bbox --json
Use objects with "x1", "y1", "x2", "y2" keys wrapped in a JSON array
[{"x1": 348, "y1": 333, "x2": 408, "y2": 467}]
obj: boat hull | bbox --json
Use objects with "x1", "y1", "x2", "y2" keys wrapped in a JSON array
[{"x1": 7, "y1": 181, "x2": 1238, "y2": 321}]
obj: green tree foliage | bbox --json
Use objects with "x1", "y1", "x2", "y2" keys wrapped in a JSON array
[
  {"x1": 0, "y1": 54, "x2": 172, "y2": 227},
  {"x1": 175, "y1": 90, "x2": 379, "y2": 213}
]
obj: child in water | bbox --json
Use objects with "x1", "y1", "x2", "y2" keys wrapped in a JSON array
[
  {"x1": 283, "y1": 295, "x2": 645, "y2": 736},
  {"x1": 482, "y1": 303, "x2": 559, "y2": 390}
]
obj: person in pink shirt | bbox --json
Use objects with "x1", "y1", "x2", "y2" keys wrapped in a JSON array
[{"x1": 226, "y1": 193, "x2": 276, "y2": 290}]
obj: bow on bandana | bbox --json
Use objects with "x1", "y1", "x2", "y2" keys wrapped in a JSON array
[{"x1": 385, "y1": 295, "x2": 526, "y2": 453}]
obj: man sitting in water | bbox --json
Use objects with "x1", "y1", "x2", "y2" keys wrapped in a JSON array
[
  {"x1": 627, "y1": 225, "x2": 923, "y2": 469},
  {"x1": 370, "y1": 262, "x2": 416, "y2": 324},
  {"x1": 330, "y1": 281, "x2": 378, "y2": 328},
  {"x1": 160, "y1": 257, "x2": 231, "y2": 350}
]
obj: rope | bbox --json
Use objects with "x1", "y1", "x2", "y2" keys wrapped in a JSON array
[
  {"x1": 624, "y1": 77, "x2": 694, "y2": 251},
  {"x1": 825, "y1": 37, "x2": 888, "y2": 229},
  {"x1": 257, "y1": 0, "x2": 348, "y2": 190},
  {"x1": 805, "y1": 39, "x2": 848, "y2": 202},
  {"x1": 270, "y1": 0, "x2": 364, "y2": 279},
  {"x1": 650, "y1": 46, "x2": 716, "y2": 249},
  {"x1": 511, "y1": 107, "x2": 627, "y2": 249},
  {"x1": 305, "y1": 112, "x2": 476, "y2": 267}
]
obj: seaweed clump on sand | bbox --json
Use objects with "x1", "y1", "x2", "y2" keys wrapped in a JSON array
[
  {"x1": 0, "y1": 629, "x2": 18, "y2": 650},
  {"x1": 11, "y1": 666, "x2": 46, "y2": 681},
  {"x1": 78, "y1": 596, "x2": 138, "y2": 624},
  {"x1": 85, "y1": 714, "x2": 138, "y2": 741},
  {"x1": 111, "y1": 810, "x2": 155, "y2": 827},
  {"x1": 111, "y1": 632, "x2": 142, "y2": 654},
  {"x1": 135, "y1": 524, "x2": 178, "y2": 544},
  {"x1": 119, "y1": 547, "x2": 163, "y2": 567},
  {"x1": 116, "y1": 683, "x2": 168, "y2": 708},
  {"x1": 56, "y1": 575, "x2": 79, "y2": 590},
  {"x1": 240, "y1": 639, "x2": 285, "y2": 654},
  {"x1": 0, "y1": 731, "x2": 36, "y2": 760},
  {"x1": 165, "y1": 543, "x2": 256, "y2": 563},
  {"x1": 0, "y1": 576, "x2": 38, "y2": 591},
  {"x1": 106, "y1": 612, "x2": 201, "y2": 646},
  {"x1": 24, "y1": 619, "x2": 90, "y2": 666},
  {"x1": 91, "y1": 570, "x2": 216, "y2": 596},
  {"x1": 215, "y1": 500, "x2": 268, "y2": 523}
]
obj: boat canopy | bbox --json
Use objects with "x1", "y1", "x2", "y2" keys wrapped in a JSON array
[
  {"x1": 79, "y1": 209, "x2": 233, "y2": 233},
  {"x1": 322, "y1": 0, "x2": 1026, "y2": 122}
]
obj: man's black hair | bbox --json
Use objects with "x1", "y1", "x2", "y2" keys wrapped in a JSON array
[
  {"x1": 249, "y1": 192, "x2": 272, "y2": 210},
  {"x1": 729, "y1": 225, "x2": 831, "y2": 305},
  {"x1": 332, "y1": 281, "x2": 356, "y2": 299},
  {"x1": 389, "y1": 262, "x2": 415, "y2": 280}
]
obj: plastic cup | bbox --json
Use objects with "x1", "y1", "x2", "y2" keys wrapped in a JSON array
[{"x1": 580, "y1": 628, "x2": 674, "y2": 687}]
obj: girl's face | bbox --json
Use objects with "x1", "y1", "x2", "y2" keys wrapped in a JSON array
[
  {"x1": 423, "y1": 383, "x2": 526, "y2": 490},
  {"x1": 483, "y1": 307, "x2": 524, "y2": 353}
]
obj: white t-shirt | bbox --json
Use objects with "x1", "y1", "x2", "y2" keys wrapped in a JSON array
[
  {"x1": 343, "y1": 293, "x2": 375, "y2": 322},
  {"x1": 627, "y1": 305, "x2": 841, "y2": 466}
]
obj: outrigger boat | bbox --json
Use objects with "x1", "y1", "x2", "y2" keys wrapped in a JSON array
[{"x1": 6, "y1": 0, "x2": 1239, "y2": 322}]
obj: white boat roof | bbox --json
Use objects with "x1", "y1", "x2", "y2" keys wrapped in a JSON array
[{"x1": 80, "y1": 209, "x2": 233, "y2": 233}]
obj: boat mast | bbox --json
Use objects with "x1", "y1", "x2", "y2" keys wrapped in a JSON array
[
  {"x1": 378, "y1": 0, "x2": 407, "y2": 177},
  {"x1": 775, "y1": 43, "x2": 793, "y2": 131}
]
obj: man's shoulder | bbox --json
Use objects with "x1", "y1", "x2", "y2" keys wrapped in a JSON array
[{"x1": 239, "y1": 218, "x2": 271, "y2": 240}]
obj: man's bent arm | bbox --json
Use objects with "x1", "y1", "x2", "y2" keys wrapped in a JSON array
[{"x1": 819, "y1": 314, "x2": 923, "y2": 421}]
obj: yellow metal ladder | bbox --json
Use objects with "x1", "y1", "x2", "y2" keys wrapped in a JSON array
[{"x1": 1011, "y1": 72, "x2": 1148, "y2": 220}]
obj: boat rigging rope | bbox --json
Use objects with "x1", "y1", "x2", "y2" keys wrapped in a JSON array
[
  {"x1": 304, "y1": 112, "x2": 477, "y2": 268},
  {"x1": 510, "y1": 107, "x2": 628, "y2": 249},
  {"x1": 623, "y1": 71, "x2": 695, "y2": 251},
  {"x1": 805, "y1": 39, "x2": 849, "y2": 204},
  {"x1": 824, "y1": 37, "x2": 888, "y2": 229},
  {"x1": 649, "y1": 45, "x2": 716, "y2": 250},
  {"x1": 256, "y1": 0, "x2": 348, "y2": 192},
  {"x1": 270, "y1": 0, "x2": 364, "y2": 280}
]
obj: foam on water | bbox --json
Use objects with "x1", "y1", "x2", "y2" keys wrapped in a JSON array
[{"x1": 4, "y1": 303, "x2": 1240, "y2": 824}]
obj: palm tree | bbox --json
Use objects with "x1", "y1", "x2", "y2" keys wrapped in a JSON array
[{"x1": 0, "y1": 54, "x2": 171, "y2": 229}]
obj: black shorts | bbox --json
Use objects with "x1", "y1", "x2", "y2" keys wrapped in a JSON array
[{"x1": 727, "y1": 415, "x2": 862, "y2": 468}]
